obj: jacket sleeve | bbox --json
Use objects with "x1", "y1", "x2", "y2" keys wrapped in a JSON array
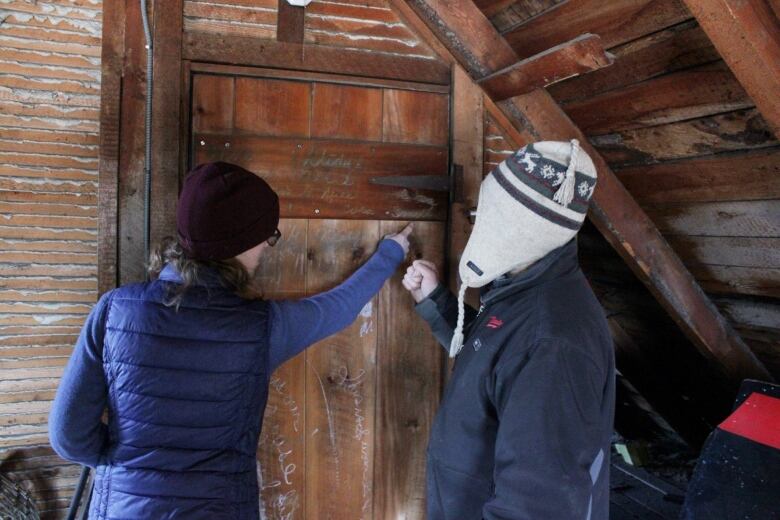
[
  {"x1": 414, "y1": 283, "x2": 479, "y2": 351},
  {"x1": 49, "y1": 291, "x2": 112, "y2": 468},
  {"x1": 267, "y1": 239, "x2": 405, "y2": 370},
  {"x1": 482, "y1": 338, "x2": 607, "y2": 520}
]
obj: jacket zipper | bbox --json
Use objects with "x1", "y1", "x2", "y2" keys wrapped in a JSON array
[{"x1": 466, "y1": 302, "x2": 491, "y2": 338}]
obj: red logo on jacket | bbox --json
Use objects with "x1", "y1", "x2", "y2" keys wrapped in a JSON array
[{"x1": 486, "y1": 316, "x2": 504, "y2": 329}]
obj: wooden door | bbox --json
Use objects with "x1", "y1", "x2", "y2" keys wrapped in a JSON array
[{"x1": 188, "y1": 65, "x2": 449, "y2": 519}]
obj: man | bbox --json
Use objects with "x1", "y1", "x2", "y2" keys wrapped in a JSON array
[
  {"x1": 49, "y1": 162, "x2": 412, "y2": 519},
  {"x1": 403, "y1": 140, "x2": 615, "y2": 519}
]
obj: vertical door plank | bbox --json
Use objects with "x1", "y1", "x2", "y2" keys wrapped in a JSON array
[
  {"x1": 256, "y1": 218, "x2": 308, "y2": 297},
  {"x1": 192, "y1": 75, "x2": 235, "y2": 134},
  {"x1": 235, "y1": 77, "x2": 312, "y2": 137},
  {"x1": 383, "y1": 89, "x2": 449, "y2": 145},
  {"x1": 305, "y1": 220, "x2": 381, "y2": 519},
  {"x1": 374, "y1": 220, "x2": 445, "y2": 520},
  {"x1": 256, "y1": 218, "x2": 308, "y2": 519},
  {"x1": 311, "y1": 83, "x2": 383, "y2": 141},
  {"x1": 259, "y1": 354, "x2": 306, "y2": 520}
]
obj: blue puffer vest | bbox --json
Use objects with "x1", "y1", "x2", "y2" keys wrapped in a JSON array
[{"x1": 89, "y1": 265, "x2": 270, "y2": 519}]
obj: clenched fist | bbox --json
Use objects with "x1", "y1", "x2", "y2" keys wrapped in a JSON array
[{"x1": 402, "y1": 259, "x2": 440, "y2": 303}]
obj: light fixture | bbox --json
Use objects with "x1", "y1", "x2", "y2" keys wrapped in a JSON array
[{"x1": 285, "y1": 0, "x2": 312, "y2": 5}]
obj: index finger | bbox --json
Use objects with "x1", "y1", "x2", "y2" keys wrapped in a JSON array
[{"x1": 398, "y1": 223, "x2": 413, "y2": 237}]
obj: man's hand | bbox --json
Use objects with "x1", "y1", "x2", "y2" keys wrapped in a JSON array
[
  {"x1": 385, "y1": 223, "x2": 413, "y2": 256},
  {"x1": 402, "y1": 260, "x2": 439, "y2": 303}
]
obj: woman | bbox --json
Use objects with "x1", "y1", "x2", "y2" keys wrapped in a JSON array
[{"x1": 49, "y1": 162, "x2": 411, "y2": 519}]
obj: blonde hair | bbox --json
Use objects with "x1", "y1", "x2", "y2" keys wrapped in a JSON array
[{"x1": 148, "y1": 237, "x2": 262, "y2": 308}]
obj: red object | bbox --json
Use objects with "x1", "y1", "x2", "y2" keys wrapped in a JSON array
[
  {"x1": 177, "y1": 162, "x2": 280, "y2": 261},
  {"x1": 486, "y1": 316, "x2": 504, "y2": 329},
  {"x1": 718, "y1": 392, "x2": 780, "y2": 450}
]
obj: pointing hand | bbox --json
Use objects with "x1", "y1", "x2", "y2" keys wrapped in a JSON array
[{"x1": 386, "y1": 223, "x2": 413, "y2": 256}]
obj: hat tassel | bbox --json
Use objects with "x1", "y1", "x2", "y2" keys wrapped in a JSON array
[
  {"x1": 449, "y1": 283, "x2": 468, "y2": 358},
  {"x1": 553, "y1": 139, "x2": 579, "y2": 208}
]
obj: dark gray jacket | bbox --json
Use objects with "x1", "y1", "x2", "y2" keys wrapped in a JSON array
[{"x1": 416, "y1": 239, "x2": 615, "y2": 520}]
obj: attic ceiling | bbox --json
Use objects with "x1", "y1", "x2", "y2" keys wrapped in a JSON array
[{"x1": 393, "y1": 0, "x2": 780, "y2": 446}]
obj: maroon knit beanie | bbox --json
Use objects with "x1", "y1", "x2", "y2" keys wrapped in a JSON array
[{"x1": 177, "y1": 162, "x2": 280, "y2": 261}]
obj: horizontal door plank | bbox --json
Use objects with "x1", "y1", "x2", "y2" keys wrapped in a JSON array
[{"x1": 194, "y1": 135, "x2": 449, "y2": 220}]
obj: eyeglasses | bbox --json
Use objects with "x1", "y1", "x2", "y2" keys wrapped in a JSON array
[{"x1": 267, "y1": 228, "x2": 282, "y2": 247}]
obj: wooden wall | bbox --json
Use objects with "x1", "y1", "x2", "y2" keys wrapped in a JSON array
[
  {"x1": 0, "y1": 0, "x2": 447, "y2": 518},
  {"x1": 478, "y1": 0, "x2": 780, "y2": 445},
  {"x1": 183, "y1": 0, "x2": 437, "y2": 59},
  {"x1": 0, "y1": 0, "x2": 102, "y2": 516}
]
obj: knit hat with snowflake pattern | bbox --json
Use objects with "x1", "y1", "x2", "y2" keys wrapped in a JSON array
[{"x1": 449, "y1": 140, "x2": 598, "y2": 357}]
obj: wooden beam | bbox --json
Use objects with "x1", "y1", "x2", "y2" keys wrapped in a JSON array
[
  {"x1": 150, "y1": 0, "x2": 183, "y2": 250},
  {"x1": 547, "y1": 20, "x2": 719, "y2": 105},
  {"x1": 682, "y1": 0, "x2": 780, "y2": 140},
  {"x1": 473, "y1": 0, "x2": 517, "y2": 18},
  {"x1": 450, "y1": 67, "x2": 484, "y2": 309},
  {"x1": 403, "y1": 0, "x2": 774, "y2": 384},
  {"x1": 108, "y1": 0, "x2": 182, "y2": 285},
  {"x1": 501, "y1": 0, "x2": 691, "y2": 60},
  {"x1": 563, "y1": 61, "x2": 752, "y2": 135},
  {"x1": 189, "y1": 62, "x2": 450, "y2": 93},
  {"x1": 117, "y1": 0, "x2": 149, "y2": 284},
  {"x1": 614, "y1": 147, "x2": 780, "y2": 204},
  {"x1": 183, "y1": 32, "x2": 451, "y2": 85},
  {"x1": 478, "y1": 34, "x2": 613, "y2": 101},
  {"x1": 97, "y1": 0, "x2": 124, "y2": 295},
  {"x1": 591, "y1": 108, "x2": 778, "y2": 167},
  {"x1": 406, "y1": 0, "x2": 517, "y2": 75},
  {"x1": 277, "y1": 0, "x2": 305, "y2": 44}
]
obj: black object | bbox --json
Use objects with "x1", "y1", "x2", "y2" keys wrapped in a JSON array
[
  {"x1": 681, "y1": 380, "x2": 780, "y2": 520},
  {"x1": 65, "y1": 466, "x2": 90, "y2": 520}
]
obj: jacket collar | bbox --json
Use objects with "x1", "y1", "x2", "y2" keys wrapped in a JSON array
[
  {"x1": 480, "y1": 238, "x2": 579, "y2": 306},
  {"x1": 158, "y1": 263, "x2": 227, "y2": 289}
]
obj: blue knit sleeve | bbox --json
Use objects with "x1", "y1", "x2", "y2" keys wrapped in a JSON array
[
  {"x1": 49, "y1": 290, "x2": 112, "y2": 468},
  {"x1": 267, "y1": 239, "x2": 405, "y2": 371}
]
